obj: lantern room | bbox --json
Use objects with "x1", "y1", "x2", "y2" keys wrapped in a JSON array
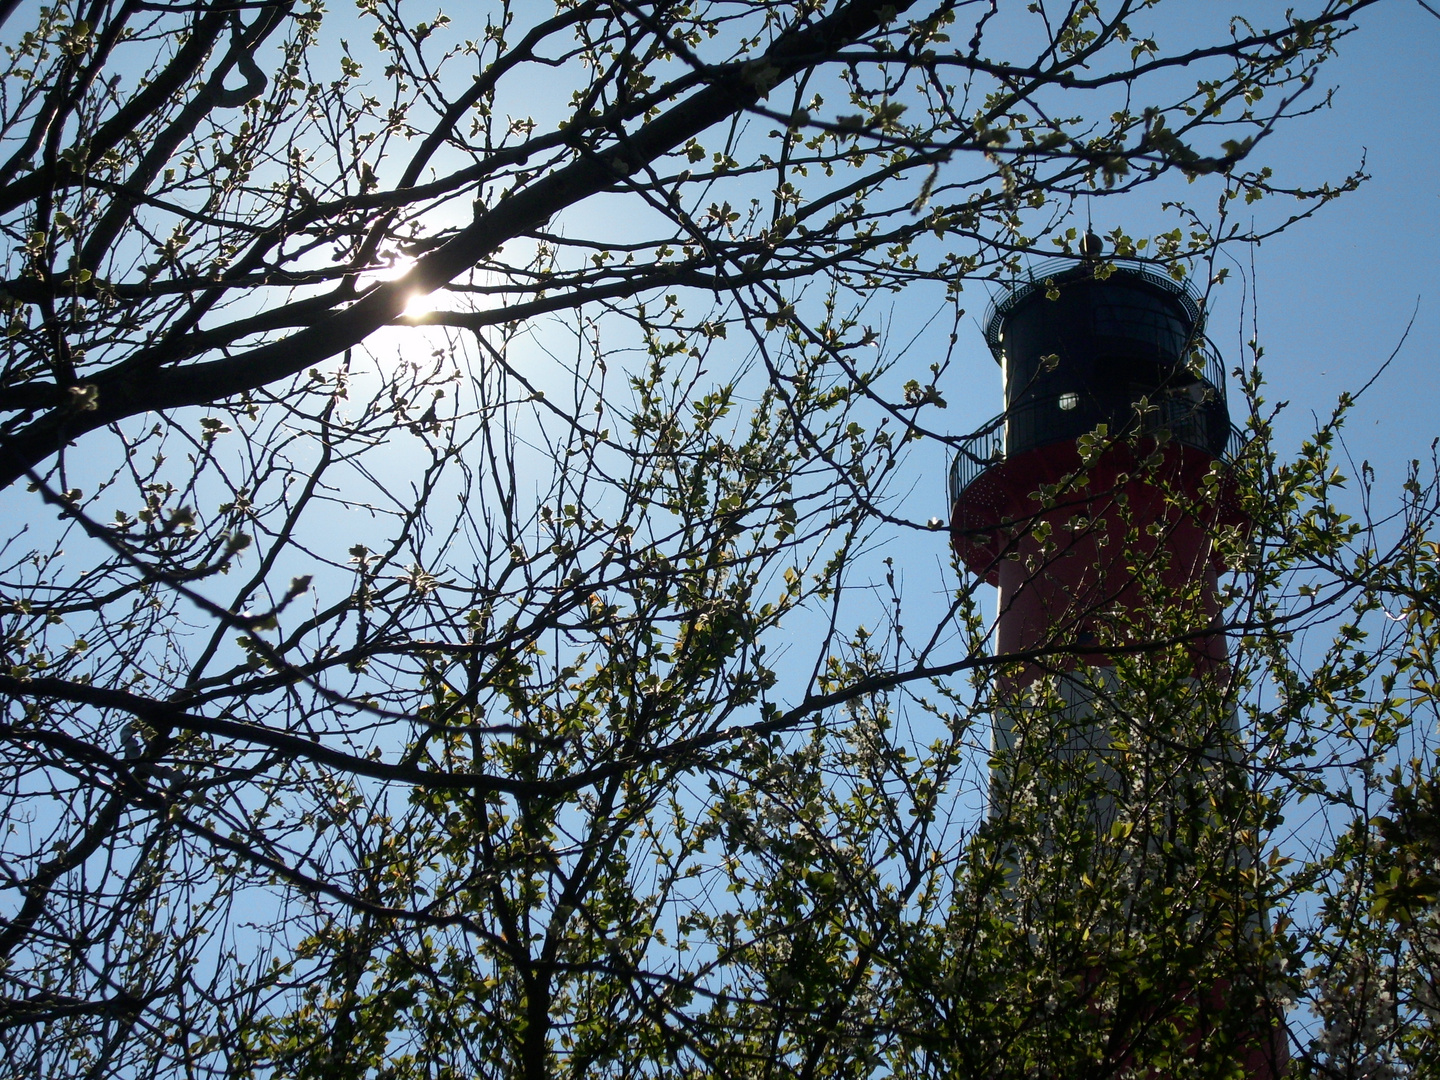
[{"x1": 985, "y1": 246, "x2": 1231, "y2": 464}]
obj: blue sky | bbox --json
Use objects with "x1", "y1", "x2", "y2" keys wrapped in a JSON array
[{"x1": 1155, "y1": 2, "x2": 1437, "y2": 481}]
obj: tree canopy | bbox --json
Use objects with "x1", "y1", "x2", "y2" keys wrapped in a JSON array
[{"x1": 2, "y1": 1, "x2": 1437, "y2": 1078}]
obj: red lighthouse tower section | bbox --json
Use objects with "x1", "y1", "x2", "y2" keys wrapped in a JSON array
[{"x1": 950, "y1": 244, "x2": 1282, "y2": 1077}]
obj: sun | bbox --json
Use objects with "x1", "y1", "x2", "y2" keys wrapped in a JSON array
[
  {"x1": 358, "y1": 253, "x2": 444, "y2": 320},
  {"x1": 403, "y1": 289, "x2": 439, "y2": 318}
]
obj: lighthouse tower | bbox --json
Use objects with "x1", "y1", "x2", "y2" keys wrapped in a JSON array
[{"x1": 949, "y1": 236, "x2": 1282, "y2": 1076}]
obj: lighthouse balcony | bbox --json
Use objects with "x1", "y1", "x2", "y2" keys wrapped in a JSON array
[{"x1": 948, "y1": 383, "x2": 1244, "y2": 513}]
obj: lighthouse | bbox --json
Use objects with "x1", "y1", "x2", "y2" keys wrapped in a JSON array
[{"x1": 949, "y1": 236, "x2": 1282, "y2": 1077}]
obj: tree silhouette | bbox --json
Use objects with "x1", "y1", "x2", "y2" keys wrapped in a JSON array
[{"x1": 1, "y1": 2, "x2": 1434, "y2": 1078}]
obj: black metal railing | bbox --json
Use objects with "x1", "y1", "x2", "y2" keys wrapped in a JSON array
[{"x1": 948, "y1": 392, "x2": 1244, "y2": 511}]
